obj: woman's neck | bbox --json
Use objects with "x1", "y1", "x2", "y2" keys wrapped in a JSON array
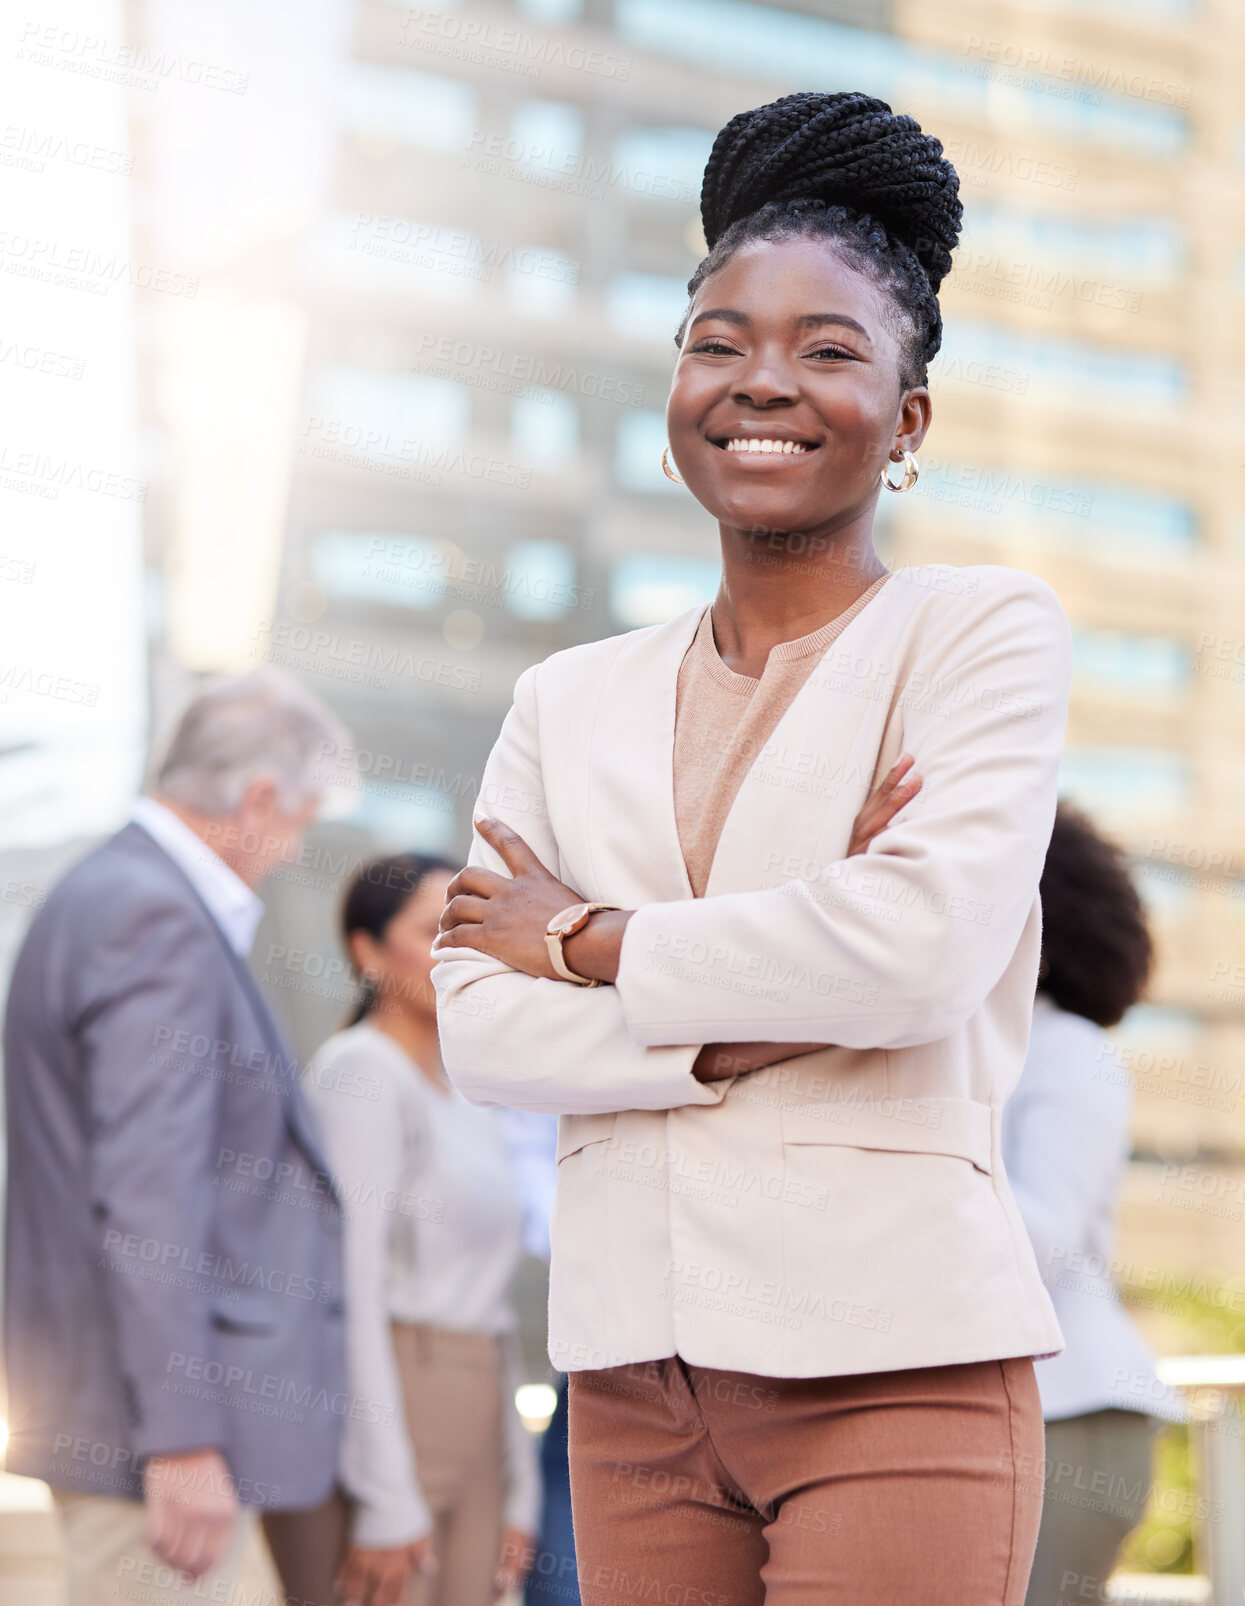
[
  {"x1": 364, "y1": 1003, "x2": 445, "y2": 1090},
  {"x1": 712, "y1": 516, "x2": 886, "y2": 677}
]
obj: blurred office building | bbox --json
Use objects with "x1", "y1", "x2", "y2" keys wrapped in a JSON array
[{"x1": 2, "y1": 0, "x2": 1244, "y2": 1304}]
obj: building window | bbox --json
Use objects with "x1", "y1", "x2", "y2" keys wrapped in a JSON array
[
  {"x1": 515, "y1": 0, "x2": 583, "y2": 20},
  {"x1": 615, "y1": 410, "x2": 685, "y2": 493},
  {"x1": 508, "y1": 99, "x2": 585, "y2": 174},
  {"x1": 1071, "y1": 628, "x2": 1191, "y2": 693},
  {"x1": 309, "y1": 532, "x2": 448, "y2": 610},
  {"x1": 613, "y1": 0, "x2": 1188, "y2": 157},
  {"x1": 512, "y1": 392, "x2": 580, "y2": 468},
  {"x1": 605, "y1": 274, "x2": 687, "y2": 342},
  {"x1": 609, "y1": 127, "x2": 713, "y2": 205},
  {"x1": 308, "y1": 367, "x2": 470, "y2": 458},
  {"x1": 916, "y1": 459, "x2": 1195, "y2": 551},
  {"x1": 503, "y1": 540, "x2": 580, "y2": 620},
  {"x1": 506, "y1": 248, "x2": 578, "y2": 318},
  {"x1": 610, "y1": 554, "x2": 719, "y2": 628},
  {"x1": 349, "y1": 780, "x2": 458, "y2": 853},
  {"x1": 958, "y1": 207, "x2": 1185, "y2": 286},
  {"x1": 309, "y1": 212, "x2": 483, "y2": 303},
  {"x1": 1059, "y1": 748, "x2": 1192, "y2": 819},
  {"x1": 340, "y1": 65, "x2": 477, "y2": 151},
  {"x1": 935, "y1": 319, "x2": 1186, "y2": 405}
]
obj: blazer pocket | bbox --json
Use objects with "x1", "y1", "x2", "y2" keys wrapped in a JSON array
[
  {"x1": 780, "y1": 1096, "x2": 993, "y2": 1175},
  {"x1": 555, "y1": 1112, "x2": 618, "y2": 1164},
  {"x1": 209, "y1": 1292, "x2": 278, "y2": 1334}
]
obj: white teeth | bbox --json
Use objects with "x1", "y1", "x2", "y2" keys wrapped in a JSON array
[{"x1": 724, "y1": 438, "x2": 810, "y2": 455}]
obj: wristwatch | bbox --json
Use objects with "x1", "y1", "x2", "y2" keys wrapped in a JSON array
[{"x1": 545, "y1": 902, "x2": 621, "y2": 986}]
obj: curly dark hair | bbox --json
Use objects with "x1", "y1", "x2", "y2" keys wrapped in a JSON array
[
  {"x1": 1038, "y1": 803, "x2": 1152, "y2": 1028},
  {"x1": 677, "y1": 91, "x2": 963, "y2": 390}
]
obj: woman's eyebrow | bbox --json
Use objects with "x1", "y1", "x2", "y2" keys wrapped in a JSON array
[
  {"x1": 686, "y1": 308, "x2": 872, "y2": 343},
  {"x1": 796, "y1": 313, "x2": 872, "y2": 342},
  {"x1": 687, "y1": 307, "x2": 750, "y2": 331}
]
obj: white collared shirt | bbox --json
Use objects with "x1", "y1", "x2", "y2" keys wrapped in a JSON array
[{"x1": 131, "y1": 796, "x2": 264, "y2": 957}]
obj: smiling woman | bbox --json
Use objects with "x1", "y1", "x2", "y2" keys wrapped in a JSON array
[{"x1": 432, "y1": 90, "x2": 1073, "y2": 1606}]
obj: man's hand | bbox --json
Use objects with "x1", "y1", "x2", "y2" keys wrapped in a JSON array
[
  {"x1": 495, "y1": 1526, "x2": 536, "y2": 1598},
  {"x1": 336, "y1": 1536, "x2": 438, "y2": 1606},
  {"x1": 143, "y1": 1448, "x2": 238, "y2": 1579}
]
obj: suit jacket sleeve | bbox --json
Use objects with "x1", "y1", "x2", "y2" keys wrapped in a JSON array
[
  {"x1": 616, "y1": 573, "x2": 1072, "y2": 1048},
  {"x1": 433, "y1": 666, "x2": 728, "y2": 1115},
  {"x1": 76, "y1": 897, "x2": 234, "y2": 1462}
]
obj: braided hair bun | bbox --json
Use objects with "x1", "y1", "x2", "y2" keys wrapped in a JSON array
[
  {"x1": 684, "y1": 92, "x2": 963, "y2": 386},
  {"x1": 702, "y1": 91, "x2": 961, "y2": 293}
]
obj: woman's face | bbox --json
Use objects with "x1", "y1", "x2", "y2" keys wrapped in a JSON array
[
  {"x1": 352, "y1": 870, "x2": 454, "y2": 1017},
  {"x1": 666, "y1": 236, "x2": 930, "y2": 538}
]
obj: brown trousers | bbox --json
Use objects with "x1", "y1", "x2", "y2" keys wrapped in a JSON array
[
  {"x1": 569, "y1": 1355, "x2": 1043, "y2": 1606},
  {"x1": 264, "y1": 1324, "x2": 506, "y2": 1606}
]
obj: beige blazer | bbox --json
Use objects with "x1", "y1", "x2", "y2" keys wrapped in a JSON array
[{"x1": 433, "y1": 564, "x2": 1072, "y2": 1378}]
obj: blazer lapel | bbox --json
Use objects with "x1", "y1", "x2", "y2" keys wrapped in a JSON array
[
  {"x1": 704, "y1": 578, "x2": 913, "y2": 898},
  {"x1": 583, "y1": 606, "x2": 705, "y2": 907}
]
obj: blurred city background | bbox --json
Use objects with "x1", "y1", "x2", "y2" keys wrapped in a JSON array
[{"x1": 1, "y1": 0, "x2": 1243, "y2": 1596}]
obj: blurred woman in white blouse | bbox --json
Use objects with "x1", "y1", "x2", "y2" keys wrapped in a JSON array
[
  {"x1": 1002, "y1": 804, "x2": 1179, "y2": 1606},
  {"x1": 283, "y1": 852, "x2": 538, "y2": 1606}
]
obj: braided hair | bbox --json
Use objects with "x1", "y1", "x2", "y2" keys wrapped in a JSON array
[{"x1": 679, "y1": 92, "x2": 963, "y2": 390}]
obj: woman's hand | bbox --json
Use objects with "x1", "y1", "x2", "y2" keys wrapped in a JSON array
[
  {"x1": 432, "y1": 817, "x2": 591, "y2": 979},
  {"x1": 692, "y1": 754, "x2": 923, "y2": 1082},
  {"x1": 336, "y1": 1536, "x2": 437, "y2": 1606},
  {"x1": 494, "y1": 1525, "x2": 537, "y2": 1598},
  {"x1": 846, "y1": 753, "x2": 922, "y2": 856}
]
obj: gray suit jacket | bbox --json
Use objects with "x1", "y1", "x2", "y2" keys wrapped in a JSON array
[{"x1": 3, "y1": 824, "x2": 346, "y2": 1507}]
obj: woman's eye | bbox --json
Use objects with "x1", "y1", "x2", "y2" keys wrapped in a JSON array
[
  {"x1": 690, "y1": 339, "x2": 742, "y2": 356},
  {"x1": 806, "y1": 345, "x2": 854, "y2": 361}
]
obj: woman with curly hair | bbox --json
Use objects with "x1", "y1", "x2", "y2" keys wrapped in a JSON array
[
  {"x1": 433, "y1": 91, "x2": 1072, "y2": 1603},
  {"x1": 1003, "y1": 804, "x2": 1173, "y2": 1606}
]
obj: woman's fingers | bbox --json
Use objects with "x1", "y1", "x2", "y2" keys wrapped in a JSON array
[
  {"x1": 847, "y1": 755, "x2": 923, "y2": 856},
  {"x1": 443, "y1": 863, "x2": 506, "y2": 902},
  {"x1": 437, "y1": 893, "x2": 488, "y2": 933},
  {"x1": 335, "y1": 1548, "x2": 370, "y2": 1606},
  {"x1": 875, "y1": 752, "x2": 915, "y2": 797},
  {"x1": 474, "y1": 815, "x2": 547, "y2": 877}
]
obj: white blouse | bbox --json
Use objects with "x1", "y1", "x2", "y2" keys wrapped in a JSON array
[
  {"x1": 1002, "y1": 996, "x2": 1181, "y2": 1424},
  {"x1": 305, "y1": 1023, "x2": 539, "y2": 1547}
]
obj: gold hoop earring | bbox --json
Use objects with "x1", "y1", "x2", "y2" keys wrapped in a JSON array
[
  {"x1": 880, "y1": 450, "x2": 919, "y2": 493},
  {"x1": 661, "y1": 445, "x2": 684, "y2": 484}
]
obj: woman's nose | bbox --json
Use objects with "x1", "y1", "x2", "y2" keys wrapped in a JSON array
[{"x1": 731, "y1": 353, "x2": 798, "y2": 408}]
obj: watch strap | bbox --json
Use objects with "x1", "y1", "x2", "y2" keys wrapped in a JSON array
[{"x1": 544, "y1": 902, "x2": 621, "y2": 986}]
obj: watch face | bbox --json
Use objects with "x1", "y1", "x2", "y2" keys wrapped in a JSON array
[{"x1": 550, "y1": 903, "x2": 589, "y2": 936}]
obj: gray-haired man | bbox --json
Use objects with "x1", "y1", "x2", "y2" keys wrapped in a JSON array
[{"x1": 3, "y1": 670, "x2": 351, "y2": 1603}]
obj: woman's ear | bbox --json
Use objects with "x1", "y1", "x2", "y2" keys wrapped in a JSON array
[
  {"x1": 893, "y1": 385, "x2": 932, "y2": 457},
  {"x1": 347, "y1": 928, "x2": 382, "y2": 980}
]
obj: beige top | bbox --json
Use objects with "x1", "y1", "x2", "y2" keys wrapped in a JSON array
[{"x1": 673, "y1": 573, "x2": 891, "y2": 896}]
